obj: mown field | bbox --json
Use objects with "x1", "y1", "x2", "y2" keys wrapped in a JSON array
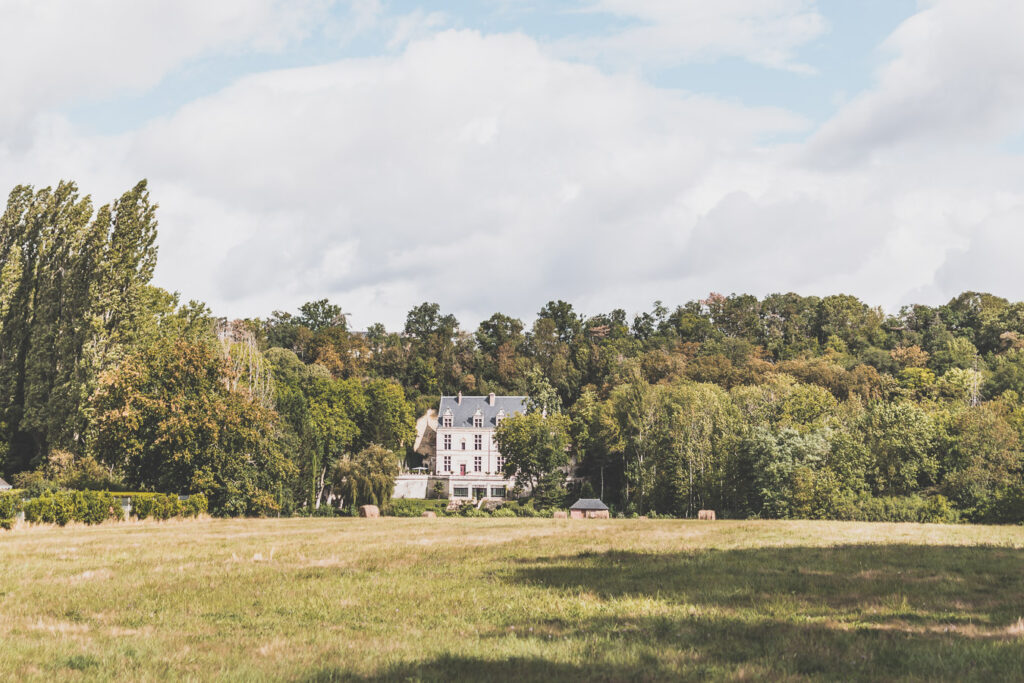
[{"x1": 1, "y1": 518, "x2": 1023, "y2": 681}]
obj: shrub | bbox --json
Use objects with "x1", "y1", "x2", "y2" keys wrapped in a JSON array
[
  {"x1": 491, "y1": 506, "x2": 517, "y2": 518},
  {"x1": 511, "y1": 502, "x2": 541, "y2": 518},
  {"x1": 22, "y1": 491, "x2": 122, "y2": 526},
  {"x1": 0, "y1": 491, "x2": 21, "y2": 530},
  {"x1": 830, "y1": 493, "x2": 960, "y2": 524},
  {"x1": 387, "y1": 499, "x2": 448, "y2": 517},
  {"x1": 183, "y1": 494, "x2": 208, "y2": 517},
  {"x1": 133, "y1": 494, "x2": 183, "y2": 520},
  {"x1": 11, "y1": 470, "x2": 59, "y2": 498}
]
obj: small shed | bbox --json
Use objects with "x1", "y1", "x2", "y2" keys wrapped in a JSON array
[
  {"x1": 0, "y1": 477, "x2": 11, "y2": 491},
  {"x1": 569, "y1": 498, "x2": 610, "y2": 519}
]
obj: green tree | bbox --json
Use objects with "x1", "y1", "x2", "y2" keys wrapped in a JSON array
[
  {"x1": 0, "y1": 180, "x2": 158, "y2": 475},
  {"x1": 333, "y1": 444, "x2": 399, "y2": 509},
  {"x1": 90, "y1": 336, "x2": 293, "y2": 515},
  {"x1": 863, "y1": 401, "x2": 937, "y2": 495},
  {"x1": 494, "y1": 411, "x2": 570, "y2": 507}
]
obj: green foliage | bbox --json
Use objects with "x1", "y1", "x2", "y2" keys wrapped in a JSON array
[
  {"x1": 333, "y1": 444, "x2": 399, "y2": 509},
  {"x1": 494, "y1": 411, "x2": 570, "y2": 502},
  {"x1": 386, "y1": 498, "x2": 448, "y2": 517},
  {"x1": 0, "y1": 181, "x2": 158, "y2": 474},
  {"x1": 0, "y1": 491, "x2": 21, "y2": 529},
  {"x1": 90, "y1": 336, "x2": 293, "y2": 516},
  {"x1": 21, "y1": 491, "x2": 123, "y2": 525},
  {"x1": 832, "y1": 494, "x2": 960, "y2": 524}
]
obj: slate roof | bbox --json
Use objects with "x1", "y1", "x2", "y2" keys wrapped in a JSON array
[
  {"x1": 0, "y1": 477, "x2": 11, "y2": 490},
  {"x1": 570, "y1": 498, "x2": 609, "y2": 511},
  {"x1": 438, "y1": 395, "x2": 528, "y2": 428}
]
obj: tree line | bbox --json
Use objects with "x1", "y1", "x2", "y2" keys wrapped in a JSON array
[{"x1": 2, "y1": 180, "x2": 1023, "y2": 521}]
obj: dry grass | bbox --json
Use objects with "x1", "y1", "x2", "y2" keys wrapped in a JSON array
[{"x1": 2, "y1": 518, "x2": 1024, "y2": 681}]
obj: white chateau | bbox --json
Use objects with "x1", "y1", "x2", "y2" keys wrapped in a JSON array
[{"x1": 393, "y1": 392, "x2": 527, "y2": 501}]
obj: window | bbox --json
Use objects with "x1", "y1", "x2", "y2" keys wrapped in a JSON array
[
  {"x1": 491, "y1": 486, "x2": 506, "y2": 498},
  {"x1": 473, "y1": 413, "x2": 483, "y2": 428},
  {"x1": 453, "y1": 487, "x2": 469, "y2": 498},
  {"x1": 474, "y1": 434, "x2": 482, "y2": 450},
  {"x1": 443, "y1": 434, "x2": 451, "y2": 450},
  {"x1": 443, "y1": 455, "x2": 451, "y2": 472},
  {"x1": 442, "y1": 412, "x2": 452, "y2": 428},
  {"x1": 474, "y1": 456, "x2": 482, "y2": 472},
  {"x1": 496, "y1": 411, "x2": 505, "y2": 426},
  {"x1": 496, "y1": 456, "x2": 504, "y2": 471},
  {"x1": 461, "y1": 439, "x2": 466, "y2": 450}
]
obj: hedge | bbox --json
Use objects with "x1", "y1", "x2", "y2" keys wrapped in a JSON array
[
  {"x1": 133, "y1": 493, "x2": 208, "y2": 520},
  {"x1": 22, "y1": 491, "x2": 124, "y2": 526},
  {"x1": 8, "y1": 491, "x2": 208, "y2": 527},
  {"x1": 0, "y1": 491, "x2": 21, "y2": 530},
  {"x1": 386, "y1": 498, "x2": 449, "y2": 517}
]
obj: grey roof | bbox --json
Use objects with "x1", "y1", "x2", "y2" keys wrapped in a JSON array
[
  {"x1": 570, "y1": 498, "x2": 609, "y2": 511},
  {"x1": 0, "y1": 477, "x2": 11, "y2": 490},
  {"x1": 438, "y1": 395, "x2": 528, "y2": 428}
]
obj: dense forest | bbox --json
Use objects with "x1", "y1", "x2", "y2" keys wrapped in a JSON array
[{"x1": 3, "y1": 181, "x2": 1024, "y2": 522}]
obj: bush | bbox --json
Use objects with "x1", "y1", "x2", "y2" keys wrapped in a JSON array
[
  {"x1": 387, "y1": 499, "x2": 448, "y2": 517},
  {"x1": 22, "y1": 491, "x2": 122, "y2": 526},
  {"x1": 830, "y1": 493, "x2": 960, "y2": 524},
  {"x1": 491, "y1": 506, "x2": 517, "y2": 518},
  {"x1": 183, "y1": 494, "x2": 208, "y2": 517},
  {"x1": 133, "y1": 494, "x2": 183, "y2": 520},
  {"x1": 511, "y1": 502, "x2": 541, "y2": 518},
  {"x1": 0, "y1": 491, "x2": 21, "y2": 530},
  {"x1": 11, "y1": 470, "x2": 59, "y2": 498}
]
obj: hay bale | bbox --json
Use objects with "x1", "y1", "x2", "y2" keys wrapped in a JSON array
[
  {"x1": 359, "y1": 505, "x2": 380, "y2": 518},
  {"x1": 421, "y1": 511, "x2": 437, "y2": 518},
  {"x1": 552, "y1": 510, "x2": 567, "y2": 519},
  {"x1": 698, "y1": 509, "x2": 716, "y2": 520},
  {"x1": 588, "y1": 510, "x2": 610, "y2": 519}
]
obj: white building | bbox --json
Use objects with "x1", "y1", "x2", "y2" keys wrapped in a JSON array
[{"x1": 393, "y1": 392, "x2": 527, "y2": 501}]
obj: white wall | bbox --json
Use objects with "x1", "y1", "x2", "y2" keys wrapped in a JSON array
[{"x1": 392, "y1": 474, "x2": 429, "y2": 499}]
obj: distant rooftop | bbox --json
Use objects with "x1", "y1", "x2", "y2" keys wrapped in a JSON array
[
  {"x1": 0, "y1": 477, "x2": 11, "y2": 490},
  {"x1": 570, "y1": 498, "x2": 608, "y2": 511},
  {"x1": 438, "y1": 394, "x2": 527, "y2": 428}
]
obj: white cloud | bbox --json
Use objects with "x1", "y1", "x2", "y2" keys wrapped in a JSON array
[
  {"x1": 805, "y1": 0, "x2": 1024, "y2": 167},
  {"x1": 562, "y1": 0, "x2": 827, "y2": 72},
  {"x1": 103, "y1": 30, "x2": 805, "y2": 326},
  {"x1": 5, "y1": 3, "x2": 1024, "y2": 330},
  {"x1": 0, "y1": 0, "x2": 339, "y2": 135}
]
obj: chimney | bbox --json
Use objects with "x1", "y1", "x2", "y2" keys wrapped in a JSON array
[
  {"x1": 457, "y1": 391, "x2": 462, "y2": 405},
  {"x1": 488, "y1": 392, "x2": 496, "y2": 406}
]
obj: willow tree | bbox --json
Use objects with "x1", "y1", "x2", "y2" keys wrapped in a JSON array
[
  {"x1": 0, "y1": 180, "x2": 157, "y2": 474},
  {"x1": 333, "y1": 444, "x2": 399, "y2": 509}
]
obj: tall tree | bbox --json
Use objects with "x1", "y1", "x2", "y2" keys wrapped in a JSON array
[{"x1": 0, "y1": 180, "x2": 157, "y2": 475}]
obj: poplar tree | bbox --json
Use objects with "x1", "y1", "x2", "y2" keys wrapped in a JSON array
[{"x1": 0, "y1": 180, "x2": 157, "y2": 475}]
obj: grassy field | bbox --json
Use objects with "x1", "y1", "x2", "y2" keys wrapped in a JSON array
[{"x1": 2, "y1": 518, "x2": 1024, "y2": 681}]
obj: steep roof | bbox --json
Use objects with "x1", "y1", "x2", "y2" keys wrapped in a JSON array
[
  {"x1": 570, "y1": 498, "x2": 609, "y2": 511},
  {"x1": 438, "y1": 395, "x2": 527, "y2": 428},
  {"x1": 0, "y1": 477, "x2": 11, "y2": 490}
]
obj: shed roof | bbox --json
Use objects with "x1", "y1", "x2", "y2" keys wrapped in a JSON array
[
  {"x1": 570, "y1": 498, "x2": 609, "y2": 511},
  {"x1": 0, "y1": 477, "x2": 11, "y2": 490}
]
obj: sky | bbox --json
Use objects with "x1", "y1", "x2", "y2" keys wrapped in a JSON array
[{"x1": 3, "y1": 0, "x2": 1024, "y2": 330}]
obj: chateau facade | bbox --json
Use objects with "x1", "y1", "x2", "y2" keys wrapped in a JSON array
[{"x1": 393, "y1": 393, "x2": 527, "y2": 501}]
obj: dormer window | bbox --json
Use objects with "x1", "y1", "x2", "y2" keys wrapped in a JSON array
[
  {"x1": 495, "y1": 410, "x2": 505, "y2": 426},
  {"x1": 442, "y1": 409, "x2": 453, "y2": 428},
  {"x1": 473, "y1": 411, "x2": 483, "y2": 428}
]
